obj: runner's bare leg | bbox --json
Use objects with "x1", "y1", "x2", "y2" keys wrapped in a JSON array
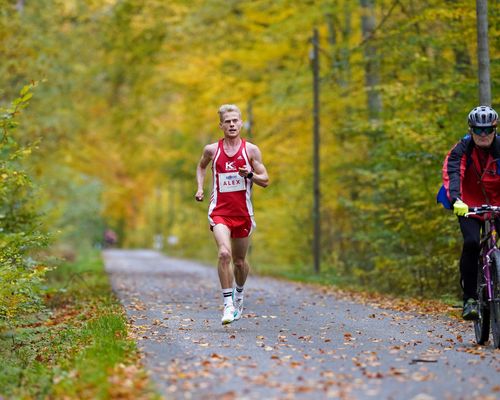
[
  {"x1": 212, "y1": 224, "x2": 233, "y2": 289},
  {"x1": 232, "y1": 237, "x2": 250, "y2": 287}
]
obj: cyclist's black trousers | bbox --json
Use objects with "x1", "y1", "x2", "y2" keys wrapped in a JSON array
[
  {"x1": 458, "y1": 216, "x2": 481, "y2": 302},
  {"x1": 458, "y1": 216, "x2": 500, "y2": 302}
]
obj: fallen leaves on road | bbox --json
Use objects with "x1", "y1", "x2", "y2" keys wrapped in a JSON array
[{"x1": 110, "y1": 259, "x2": 500, "y2": 399}]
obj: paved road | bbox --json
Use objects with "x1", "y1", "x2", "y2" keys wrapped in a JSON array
[{"x1": 103, "y1": 250, "x2": 499, "y2": 400}]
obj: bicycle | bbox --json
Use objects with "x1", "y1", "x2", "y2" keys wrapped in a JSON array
[{"x1": 465, "y1": 205, "x2": 500, "y2": 348}]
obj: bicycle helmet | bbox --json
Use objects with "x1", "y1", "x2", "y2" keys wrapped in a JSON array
[{"x1": 467, "y1": 106, "x2": 498, "y2": 127}]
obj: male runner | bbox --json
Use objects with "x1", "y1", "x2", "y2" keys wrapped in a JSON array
[{"x1": 195, "y1": 104, "x2": 269, "y2": 324}]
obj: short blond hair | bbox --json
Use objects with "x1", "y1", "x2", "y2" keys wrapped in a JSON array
[{"x1": 218, "y1": 104, "x2": 242, "y2": 122}]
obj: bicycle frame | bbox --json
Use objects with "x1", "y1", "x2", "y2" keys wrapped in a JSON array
[
  {"x1": 467, "y1": 205, "x2": 500, "y2": 348},
  {"x1": 480, "y1": 214, "x2": 497, "y2": 302}
]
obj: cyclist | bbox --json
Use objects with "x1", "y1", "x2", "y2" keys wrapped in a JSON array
[
  {"x1": 195, "y1": 104, "x2": 269, "y2": 324},
  {"x1": 440, "y1": 105, "x2": 499, "y2": 320}
]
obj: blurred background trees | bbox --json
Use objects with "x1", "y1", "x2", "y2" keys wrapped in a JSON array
[{"x1": 1, "y1": 0, "x2": 498, "y2": 299}]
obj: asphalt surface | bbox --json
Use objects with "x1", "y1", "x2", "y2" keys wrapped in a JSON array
[{"x1": 103, "y1": 249, "x2": 500, "y2": 400}]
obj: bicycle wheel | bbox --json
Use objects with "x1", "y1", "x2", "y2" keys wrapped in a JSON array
[
  {"x1": 490, "y1": 250, "x2": 500, "y2": 348},
  {"x1": 474, "y1": 254, "x2": 490, "y2": 345}
]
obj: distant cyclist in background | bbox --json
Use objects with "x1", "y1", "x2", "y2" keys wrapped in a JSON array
[
  {"x1": 195, "y1": 104, "x2": 269, "y2": 325},
  {"x1": 440, "y1": 106, "x2": 499, "y2": 320}
]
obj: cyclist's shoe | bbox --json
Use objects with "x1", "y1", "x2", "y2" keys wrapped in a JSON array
[
  {"x1": 221, "y1": 304, "x2": 236, "y2": 325},
  {"x1": 233, "y1": 297, "x2": 244, "y2": 321},
  {"x1": 462, "y1": 298, "x2": 479, "y2": 321}
]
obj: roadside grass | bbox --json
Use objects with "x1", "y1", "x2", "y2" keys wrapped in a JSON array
[
  {"x1": 252, "y1": 262, "x2": 356, "y2": 288},
  {"x1": 0, "y1": 250, "x2": 160, "y2": 400}
]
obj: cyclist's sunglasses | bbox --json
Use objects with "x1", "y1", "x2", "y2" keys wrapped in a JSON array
[{"x1": 471, "y1": 126, "x2": 496, "y2": 135}]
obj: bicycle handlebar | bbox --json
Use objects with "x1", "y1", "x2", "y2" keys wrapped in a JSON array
[{"x1": 465, "y1": 205, "x2": 500, "y2": 216}]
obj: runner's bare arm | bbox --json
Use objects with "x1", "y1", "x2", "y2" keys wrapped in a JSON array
[
  {"x1": 247, "y1": 144, "x2": 269, "y2": 188},
  {"x1": 195, "y1": 144, "x2": 216, "y2": 201}
]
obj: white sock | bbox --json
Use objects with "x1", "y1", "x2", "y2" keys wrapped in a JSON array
[
  {"x1": 223, "y1": 288, "x2": 233, "y2": 307},
  {"x1": 235, "y1": 284, "x2": 244, "y2": 300}
]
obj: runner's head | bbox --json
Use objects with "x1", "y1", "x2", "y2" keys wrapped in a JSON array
[
  {"x1": 218, "y1": 104, "x2": 242, "y2": 122},
  {"x1": 218, "y1": 104, "x2": 243, "y2": 139},
  {"x1": 467, "y1": 106, "x2": 498, "y2": 148}
]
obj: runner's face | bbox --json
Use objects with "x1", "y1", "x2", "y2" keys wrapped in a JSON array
[{"x1": 220, "y1": 111, "x2": 242, "y2": 139}]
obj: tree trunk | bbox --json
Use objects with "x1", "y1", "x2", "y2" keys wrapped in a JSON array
[
  {"x1": 340, "y1": 1, "x2": 352, "y2": 88},
  {"x1": 360, "y1": 0, "x2": 382, "y2": 120},
  {"x1": 325, "y1": 12, "x2": 339, "y2": 81},
  {"x1": 16, "y1": 0, "x2": 24, "y2": 13},
  {"x1": 325, "y1": 1, "x2": 352, "y2": 89},
  {"x1": 476, "y1": 0, "x2": 491, "y2": 105}
]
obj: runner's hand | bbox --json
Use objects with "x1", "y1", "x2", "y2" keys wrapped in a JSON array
[
  {"x1": 195, "y1": 190, "x2": 204, "y2": 202},
  {"x1": 238, "y1": 167, "x2": 250, "y2": 177},
  {"x1": 453, "y1": 199, "x2": 468, "y2": 216}
]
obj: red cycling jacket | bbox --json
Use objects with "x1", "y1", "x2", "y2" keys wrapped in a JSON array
[{"x1": 442, "y1": 135, "x2": 500, "y2": 208}]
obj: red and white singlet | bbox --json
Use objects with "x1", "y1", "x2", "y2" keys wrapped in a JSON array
[{"x1": 208, "y1": 139, "x2": 254, "y2": 221}]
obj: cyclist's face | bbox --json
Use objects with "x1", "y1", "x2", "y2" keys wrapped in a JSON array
[
  {"x1": 471, "y1": 128, "x2": 495, "y2": 148},
  {"x1": 219, "y1": 111, "x2": 242, "y2": 139}
]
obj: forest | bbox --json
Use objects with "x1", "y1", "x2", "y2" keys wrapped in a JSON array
[{"x1": 1, "y1": 0, "x2": 499, "y2": 323}]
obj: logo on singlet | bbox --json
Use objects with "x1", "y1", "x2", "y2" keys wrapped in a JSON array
[{"x1": 225, "y1": 161, "x2": 236, "y2": 170}]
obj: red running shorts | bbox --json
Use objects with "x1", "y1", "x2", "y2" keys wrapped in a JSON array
[{"x1": 209, "y1": 215, "x2": 255, "y2": 238}]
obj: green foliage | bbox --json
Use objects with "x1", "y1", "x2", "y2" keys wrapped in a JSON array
[
  {"x1": 0, "y1": 1, "x2": 498, "y2": 299},
  {"x1": 0, "y1": 83, "x2": 50, "y2": 328}
]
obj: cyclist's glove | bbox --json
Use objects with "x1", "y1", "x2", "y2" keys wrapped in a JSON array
[{"x1": 453, "y1": 199, "x2": 469, "y2": 216}]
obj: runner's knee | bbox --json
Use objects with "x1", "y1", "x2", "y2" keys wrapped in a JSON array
[
  {"x1": 233, "y1": 258, "x2": 245, "y2": 270},
  {"x1": 218, "y1": 248, "x2": 232, "y2": 264}
]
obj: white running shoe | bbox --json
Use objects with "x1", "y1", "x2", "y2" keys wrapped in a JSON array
[
  {"x1": 233, "y1": 297, "x2": 244, "y2": 320},
  {"x1": 221, "y1": 304, "x2": 236, "y2": 325}
]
